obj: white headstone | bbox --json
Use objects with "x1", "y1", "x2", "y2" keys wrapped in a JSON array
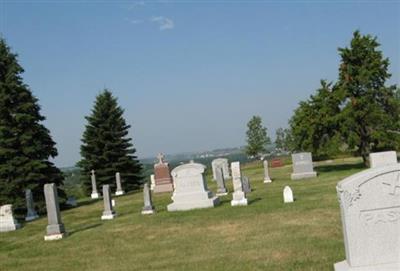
[
  {"x1": 263, "y1": 160, "x2": 272, "y2": 183},
  {"x1": 211, "y1": 158, "x2": 230, "y2": 181},
  {"x1": 334, "y1": 164, "x2": 400, "y2": 270},
  {"x1": 91, "y1": 170, "x2": 99, "y2": 199},
  {"x1": 230, "y1": 162, "x2": 248, "y2": 206},
  {"x1": 283, "y1": 186, "x2": 294, "y2": 203},
  {"x1": 115, "y1": 172, "x2": 125, "y2": 196},
  {"x1": 369, "y1": 151, "x2": 398, "y2": 168},
  {"x1": 167, "y1": 163, "x2": 219, "y2": 211},
  {"x1": 150, "y1": 174, "x2": 155, "y2": 191},
  {"x1": 0, "y1": 204, "x2": 20, "y2": 232},
  {"x1": 291, "y1": 152, "x2": 317, "y2": 180}
]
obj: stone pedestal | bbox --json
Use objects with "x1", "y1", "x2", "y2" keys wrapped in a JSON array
[
  {"x1": 0, "y1": 205, "x2": 20, "y2": 232},
  {"x1": 215, "y1": 167, "x2": 228, "y2": 196},
  {"x1": 44, "y1": 183, "x2": 66, "y2": 241},
  {"x1": 91, "y1": 170, "x2": 100, "y2": 199},
  {"x1": 25, "y1": 189, "x2": 39, "y2": 221},
  {"x1": 291, "y1": 152, "x2": 317, "y2": 180},
  {"x1": 230, "y1": 162, "x2": 248, "y2": 206},
  {"x1": 115, "y1": 172, "x2": 125, "y2": 196},
  {"x1": 263, "y1": 160, "x2": 272, "y2": 183},
  {"x1": 101, "y1": 185, "x2": 116, "y2": 220},
  {"x1": 153, "y1": 153, "x2": 174, "y2": 193},
  {"x1": 167, "y1": 163, "x2": 219, "y2": 211},
  {"x1": 142, "y1": 183, "x2": 155, "y2": 215}
]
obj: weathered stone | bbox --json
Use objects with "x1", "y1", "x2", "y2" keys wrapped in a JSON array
[
  {"x1": 142, "y1": 183, "x2": 155, "y2": 214},
  {"x1": 212, "y1": 158, "x2": 230, "y2": 181},
  {"x1": 369, "y1": 151, "x2": 398, "y2": 168},
  {"x1": 101, "y1": 185, "x2": 116, "y2": 220},
  {"x1": 167, "y1": 162, "x2": 219, "y2": 211},
  {"x1": 215, "y1": 167, "x2": 228, "y2": 196},
  {"x1": 263, "y1": 160, "x2": 272, "y2": 183},
  {"x1": 25, "y1": 189, "x2": 39, "y2": 221},
  {"x1": 91, "y1": 170, "x2": 100, "y2": 199},
  {"x1": 242, "y1": 176, "x2": 251, "y2": 193},
  {"x1": 334, "y1": 164, "x2": 400, "y2": 270},
  {"x1": 0, "y1": 204, "x2": 20, "y2": 232},
  {"x1": 291, "y1": 152, "x2": 317, "y2": 180},
  {"x1": 230, "y1": 162, "x2": 248, "y2": 206},
  {"x1": 44, "y1": 183, "x2": 66, "y2": 240},
  {"x1": 283, "y1": 186, "x2": 294, "y2": 203},
  {"x1": 150, "y1": 174, "x2": 155, "y2": 191},
  {"x1": 154, "y1": 153, "x2": 174, "y2": 193},
  {"x1": 115, "y1": 172, "x2": 125, "y2": 196}
]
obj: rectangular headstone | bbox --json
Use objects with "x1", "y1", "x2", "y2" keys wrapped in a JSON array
[
  {"x1": 44, "y1": 183, "x2": 66, "y2": 240},
  {"x1": 142, "y1": 183, "x2": 155, "y2": 214},
  {"x1": 291, "y1": 152, "x2": 317, "y2": 180},
  {"x1": 25, "y1": 189, "x2": 39, "y2": 221},
  {"x1": 334, "y1": 164, "x2": 400, "y2": 270},
  {"x1": 230, "y1": 162, "x2": 248, "y2": 206},
  {"x1": 369, "y1": 151, "x2": 398, "y2": 168},
  {"x1": 91, "y1": 170, "x2": 99, "y2": 199},
  {"x1": 115, "y1": 172, "x2": 125, "y2": 196},
  {"x1": 215, "y1": 167, "x2": 228, "y2": 196},
  {"x1": 101, "y1": 185, "x2": 116, "y2": 220},
  {"x1": 0, "y1": 204, "x2": 20, "y2": 232},
  {"x1": 263, "y1": 160, "x2": 272, "y2": 183}
]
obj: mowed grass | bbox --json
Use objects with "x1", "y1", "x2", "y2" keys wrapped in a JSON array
[{"x1": 0, "y1": 158, "x2": 366, "y2": 271}]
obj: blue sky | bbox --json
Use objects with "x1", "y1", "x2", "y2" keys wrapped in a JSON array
[{"x1": 1, "y1": 1, "x2": 400, "y2": 167}]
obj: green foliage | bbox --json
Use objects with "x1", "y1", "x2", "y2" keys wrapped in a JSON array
[
  {"x1": 275, "y1": 128, "x2": 293, "y2": 152},
  {"x1": 0, "y1": 38, "x2": 65, "y2": 213},
  {"x1": 78, "y1": 90, "x2": 143, "y2": 194},
  {"x1": 245, "y1": 116, "x2": 271, "y2": 158}
]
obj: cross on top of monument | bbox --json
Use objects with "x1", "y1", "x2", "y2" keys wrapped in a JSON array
[
  {"x1": 382, "y1": 173, "x2": 400, "y2": 195},
  {"x1": 157, "y1": 153, "x2": 165, "y2": 164}
]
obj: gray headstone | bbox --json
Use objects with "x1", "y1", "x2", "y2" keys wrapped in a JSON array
[
  {"x1": 25, "y1": 189, "x2": 39, "y2": 221},
  {"x1": 44, "y1": 183, "x2": 66, "y2": 240},
  {"x1": 0, "y1": 204, "x2": 20, "y2": 232},
  {"x1": 291, "y1": 152, "x2": 317, "y2": 180},
  {"x1": 101, "y1": 185, "x2": 116, "y2": 220},
  {"x1": 230, "y1": 162, "x2": 248, "y2": 206},
  {"x1": 334, "y1": 164, "x2": 400, "y2": 270},
  {"x1": 283, "y1": 186, "x2": 294, "y2": 203},
  {"x1": 91, "y1": 170, "x2": 99, "y2": 199},
  {"x1": 215, "y1": 167, "x2": 228, "y2": 196},
  {"x1": 115, "y1": 172, "x2": 125, "y2": 196},
  {"x1": 242, "y1": 176, "x2": 251, "y2": 193},
  {"x1": 211, "y1": 158, "x2": 231, "y2": 181},
  {"x1": 142, "y1": 183, "x2": 155, "y2": 215},
  {"x1": 263, "y1": 160, "x2": 272, "y2": 183},
  {"x1": 369, "y1": 151, "x2": 398, "y2": 168},
  {"x1": 167, "y1": 163, "x2": 219, "y2": 211}
]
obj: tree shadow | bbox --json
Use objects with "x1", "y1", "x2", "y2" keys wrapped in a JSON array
[
  {"x1": 68, "y1": 223, "x2": 102, "y2": 236},
  {"x1": 248, "y1": 197, "x2": 262, "y2": 205},
  {"x1": 315, "y1": 162, "x2": 365, "y2": 173}
]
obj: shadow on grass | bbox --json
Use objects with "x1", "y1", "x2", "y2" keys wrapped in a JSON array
[
  {"x1": 316, "y1": 162, "x2": 365, "y2": 173},
  {"x1": 68, "y1": 223, "x2": 102, "y2": 236},
  {"x1": 248, "y1": 197, "x2": 262, "y2": 205}
]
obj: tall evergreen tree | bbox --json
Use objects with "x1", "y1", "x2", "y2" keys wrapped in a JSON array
[
  {"x1": 79, "y1": 90, "x2": 142, "y2": 193},
  {"x1": 0, "y1": 39, "x2": 65, "y2": 212},
  {"x1": 245, "y1": 115, "x2": 271, "y2": 158}
]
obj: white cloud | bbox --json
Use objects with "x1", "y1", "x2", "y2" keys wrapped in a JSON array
[
  {"x1": 128, "y1": 1, "x2": 145, "y2": 10},
  {"x1": 151, "y1": 16, "x2": 174, "y2": 31}
]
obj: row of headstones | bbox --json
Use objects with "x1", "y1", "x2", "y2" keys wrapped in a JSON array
[{"x1": 90, "y1": 170, "x2": 125, "y2": 199}]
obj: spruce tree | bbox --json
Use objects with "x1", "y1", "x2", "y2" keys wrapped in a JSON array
[
  {"x1": 79, "y1": 90, "x2": 142, "y2": 194},
  {"x1": 0, "y1": 38, "x2": 65, "y2": 213}
]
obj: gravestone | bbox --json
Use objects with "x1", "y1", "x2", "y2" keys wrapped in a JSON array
[
  {"x1": 369, "y1": 151, "x2": 398, "y2": 168},
  {"x1": 0, "y1": 204, "x2": 20, "y2": 232},
  {"x1": 150, "y1": 174, "x2": 155, "y2": 191},
  {"x1": 44, "y1": 183, "x2": 66, "y2": 240},
  {"x1": 167, "y1": 162, "x2": 219, "y2": 211},
  {"x1": 212, "y1": 158, "x2": 230, "y2": 181},
  {"x1": 215, "y1": 167, "x2": 228, "y2": 196},
  {"x1": 112, "y1": 199, "x2": 116, "y2": 207},
  {"x1": 142, "y1": 183, "x2": 155, "y2": 215},
  {"x1": 115, "y1": 172, "x2": 125, "y2": 196},
  {"x1": 242, "y1": 176, "x2": 251, "y2": 193},
  {"x1": 101, "y1": 185, "x2": 116, "y2": 220},
  {"x1": 153, "y1": 153, "x2": 174, "y2": 193},
  {"x1": 91, "y1": 170, "x2": 100, "y2": 199},
  {"x1": 25, "y1": 189, "x2": 39, "y2": 221},
  {"x1": 230, "y1": 162, "x2": 248, "y2": 206},
  {"x1": 334, "y1": 164, "x2": 400, "y2": 270},
  {"x1": 263, "y1": 160, "x2": 272, "y2": 183},
  {"x1": 66, "y1": 196, "x2": 77, "y2": 207},
  {"x1": 291, "y1": 152, "x2": 317, "y2": 180},
  {"x1": 283, "y1": 186, "x2": 294, "y2": 203},
  {"x1": 271, "y1": 158, "x2": 284, "y2": 168}
]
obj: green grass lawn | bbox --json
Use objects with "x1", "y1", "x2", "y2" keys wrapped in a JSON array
[{"x1": 0, "y1": 158, "x2": 366, "y2": 271}]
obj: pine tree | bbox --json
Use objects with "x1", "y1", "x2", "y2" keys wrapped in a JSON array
[
  {"x1": 78, "y1": 90, "x2": 142, "y2": 193},
  {"x1": 0, "y1": 38, "x2": 65, "y2": 213},
  {"x1": 245, "y1": 116, "x2": 271, "y2": 158}
]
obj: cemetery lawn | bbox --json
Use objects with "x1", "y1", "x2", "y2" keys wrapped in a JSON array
[{"x1": 0, "y1": 158, "x2": 365, "y2": 271}]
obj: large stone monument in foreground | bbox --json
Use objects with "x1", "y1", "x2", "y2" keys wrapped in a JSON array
[
  {"x1": 44, "y1": 183, "x2": 66, "y2": 240},
  {"x1": 0, "y1": 204, "x2": 20, "y2": 232},
  {"x1": 291, "y1": 152, "x2": 317, "y2": 180},
  {"x1": 369, "y1": 151, "x2": 398, "y2": 168},
  {"x1": 153, "y1": 153, "x2": 174, "y2": 193},
  {"x1": 212, "y1": 158, "x2": 230, "y2": 181},
  {"x1": 334, "y1": 164, "x2": 400, "y2": 270},
  {"x1": 167, "y1": 162, "x2": 219, "y2": 211},
  {"x1": 230, "y1": 161, "x2": 248, "y2": 206}
]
